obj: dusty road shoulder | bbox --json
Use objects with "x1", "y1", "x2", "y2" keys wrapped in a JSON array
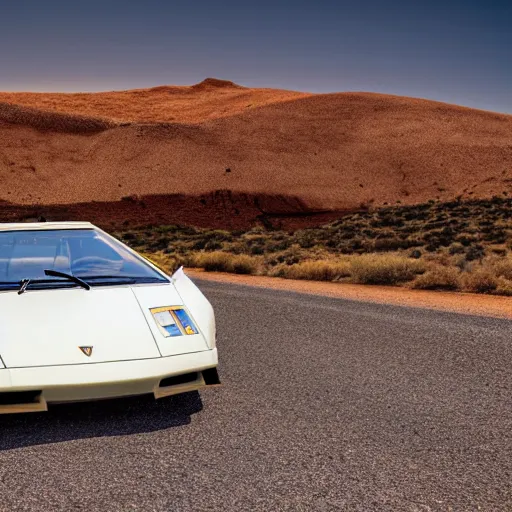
[{"x1": 187, "y1": 269, "x2": 512, "y2": 320}]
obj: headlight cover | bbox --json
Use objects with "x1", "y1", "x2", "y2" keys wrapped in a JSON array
[{"x1": 150, "y1": 306, "x2": 199, "y2": 338}]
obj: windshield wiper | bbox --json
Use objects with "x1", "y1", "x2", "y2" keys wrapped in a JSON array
[
  {"x1": 18, "y1": 279, "x2": 31, "y2": 295},
  {"x1": 79, "y1": 275, "x2": 166, "y2": 283},
  {"x1": 44, "y1": 270, "x2": 91, "y2": 290},
  {"x1": 80, "y1": 275, "x2": 138, "y2": 281}
]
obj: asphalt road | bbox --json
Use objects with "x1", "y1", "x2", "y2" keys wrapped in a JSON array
[{"x1": 0, "y1": 280, "x2": 511, "y2": 511}]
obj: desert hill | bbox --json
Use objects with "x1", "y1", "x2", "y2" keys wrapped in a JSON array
[
  {"x1": 0, "y1": 78, "x2": 309, "y2": 124},
  {"x1": 0, "y1": 79, "x2": 511, "y2": 228}
]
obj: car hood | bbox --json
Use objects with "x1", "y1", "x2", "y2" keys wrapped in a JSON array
[{"x1": 0, "y1": 283, "x2": 208, "y2": 368}]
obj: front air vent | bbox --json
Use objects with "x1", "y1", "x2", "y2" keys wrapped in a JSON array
[
  {"x1": 159, "y1": 372, "x2": 199, "y2": 388},
  {"x1": 0, "y1": 390, "x2": 47, "y2": 414},
  {"x1": 202, "y1": 368, "x2": 221, "y2": 386},
  {"x1": 154, "y1": 369, "x2": 221, "y2": 400},
  {"x1": 0, "y1": 390, "x2": 43, "y2": 405}
]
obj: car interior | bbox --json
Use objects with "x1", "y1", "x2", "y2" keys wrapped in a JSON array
[{"x1": 0, "y1": 230, "x2": 146, "y2": 283}]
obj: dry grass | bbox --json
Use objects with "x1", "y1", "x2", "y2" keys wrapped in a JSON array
[
  {"x1": 349, "y1": 254, "x2": 425, "y2": 285},
  {"x1": 230, "y1": 254, "x2": 261, "y2": 275},
  {"x1": 146, "y1": 246, "x2": 512, "y2": 296},
  {"x1": 495, "y1": 279, "x2": 512, "y2": 296},
  {"x1": 191, "y1": 252, "x2": 259, "y2": 275},
  {"x1": 461, "y1": 269, "x2": 499, "y2": 293},
  {"x1": 191, "y1": 252, "x2": 233, "y2": 272},
  {"x1": 141, "y1": 251, "x2": 189, "y2": 275},
  {"x1": 118, "y1": 198, "x2": 512, "y2": 295},
  {"x1": 411, "y1": 266, "x2": 461, "y2": 290},
  {"x1": 279, "y1": 260, "x2": 351, "y2": 281},
  {"x1": 490, "y1": 256, "x2": 512, "y2": 280}
]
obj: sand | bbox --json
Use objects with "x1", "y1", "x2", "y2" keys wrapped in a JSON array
[
  {"x1": 0, "y1": 78, "x2": 511, "y2": 228},
  {"x1": 0, "y1": 78, "x2": 309, "y2": 124}
]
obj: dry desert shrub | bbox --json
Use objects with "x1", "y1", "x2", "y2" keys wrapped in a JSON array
[
  {"x1": 141, "y1": 251, "x2": 190, "y2": 275},
  {"x1": 281, "y1": 260, "x2": 351, "y2": 281},
  {"x1": 461, "y1": 269, "x2": 498, "y2": 293},
  {"x1": 350, "y1": 254, "x2": 425, "y2": 285},
  {"x1": 410, "y1": 266, "x2": 461, "y2": 290},
  {"x1": 421, "y1": 251, "x2": 454, "y2": 266},
  {"x1": 489, "y1": 256, "x2": 512, "y2": 280},
  {"x1": 192, "y1": 251, "x2": 233, "y2": 272},
  {"x1": 192, "y1": 251, "x2": 259, "y2": 274},
  {"x1": 263, "y1": 244, "x2": 307, "y2": 267},
  {"x1": 230, "y1": 254, "x2": 260, "y2": 274},
  {"x1": 495, "y1": 278, "x2": 512, "y2": 296},
  {"x1": 121, "y1": 197, "x2": 512, "y2": 295}
]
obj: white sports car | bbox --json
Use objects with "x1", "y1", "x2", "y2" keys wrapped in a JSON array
[{"x1": 0, "y1": 222, "x2": 219, "y2": 414}]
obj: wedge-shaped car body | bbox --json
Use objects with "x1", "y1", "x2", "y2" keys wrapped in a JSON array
[{"x1": 0, "y1": 222, "x2": 219, "y2": 414}]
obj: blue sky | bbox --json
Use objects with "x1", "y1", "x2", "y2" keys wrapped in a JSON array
[{"x1": 0, "y1": 0, "x2": 510, "y2": 113}]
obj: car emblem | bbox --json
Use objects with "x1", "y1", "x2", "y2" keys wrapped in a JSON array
[{"x1": 79, "y1": 346, "x2": 93, "y2": 357}]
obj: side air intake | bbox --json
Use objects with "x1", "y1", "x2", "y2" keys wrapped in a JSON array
[
  {"x1": 0, "y1": 391, "x2": 47, "y2": 414},
  {"x1": 154, "y1": 368, "x2": 221, "y2": 399}
]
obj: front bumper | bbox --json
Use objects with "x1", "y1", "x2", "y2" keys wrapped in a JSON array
[{"x1": 0, "y1": 348, "x2": 219, "y2": 414}]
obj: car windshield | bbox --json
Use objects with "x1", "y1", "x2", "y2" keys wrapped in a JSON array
[{"x1": 0, "y1": 228, "x2": 167, "y2": 288}]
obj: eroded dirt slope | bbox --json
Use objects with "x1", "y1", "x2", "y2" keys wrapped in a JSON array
[{"x1": 1, "y1": 79, "x2": 511, "y2": 227}]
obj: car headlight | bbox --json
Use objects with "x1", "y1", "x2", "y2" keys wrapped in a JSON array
[{"x1": 150, "y1": 306, "x2": 199, "y2": 338}]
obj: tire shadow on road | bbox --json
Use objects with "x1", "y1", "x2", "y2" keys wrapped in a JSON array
[{"x1": 0, "y1": 391, "x2": 203, "y2": 451}]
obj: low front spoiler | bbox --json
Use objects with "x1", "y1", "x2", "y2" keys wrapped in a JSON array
[{"x1": 0, "y1": 349, "x2": 219, "y2": 414}]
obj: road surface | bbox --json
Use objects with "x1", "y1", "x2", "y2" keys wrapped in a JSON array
[{"x1": 0, "y1": 280, "x2": 510, "y2": 511}]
